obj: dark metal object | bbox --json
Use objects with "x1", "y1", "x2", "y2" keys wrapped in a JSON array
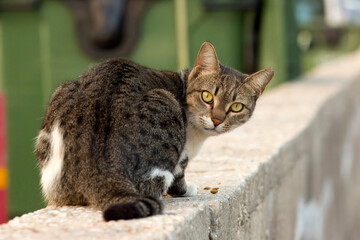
[
  {"x1": 66, "y1": 0, "x2": 151, "y2": 59},
  {"x1": 89, "y1": 0, "x2": 127, "y2": 49},
  {"x1": 0, "y1": 0, "x2": 42, "y2": 11},
  {"x1": 202, "y1": 0, "x2": 259, "y2": 11},
  {"x1": 244, "y1": 1, "x2": 263, "y2": 73}
]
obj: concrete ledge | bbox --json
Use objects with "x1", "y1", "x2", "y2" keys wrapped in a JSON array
[{"x1": 1, "y1": 51, "x2": 360, "y2": 239}]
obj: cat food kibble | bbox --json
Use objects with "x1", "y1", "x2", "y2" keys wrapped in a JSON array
[
  {"x1": 210, "y1": 189, "x2": 218, "y2": 194},
  {"x1": 204, "y1": 187, "x2": 211, "y2": 190}
]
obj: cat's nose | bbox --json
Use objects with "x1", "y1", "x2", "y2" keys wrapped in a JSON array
[{"x1": 211, "y1": 118, "x2": 223, "y2": 127}]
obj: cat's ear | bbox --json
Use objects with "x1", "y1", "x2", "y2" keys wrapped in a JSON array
[
  {"x1": 189, "y1": 42, "x2": 220, "y2": 80},
  {"x1": 244, "y1": 68, "x2": 274, "y2": 98}
]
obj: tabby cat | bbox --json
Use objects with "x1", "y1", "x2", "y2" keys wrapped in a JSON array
[{"x1": 36, "y1": 42, "x2": 273, "y2": 221}]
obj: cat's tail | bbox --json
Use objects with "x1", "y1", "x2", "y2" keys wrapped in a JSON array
[{"x1": 103, "y1": 196, "x2": 162, "y2": 221}]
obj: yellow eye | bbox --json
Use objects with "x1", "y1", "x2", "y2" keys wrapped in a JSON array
[
  {"x1": 201, "y1": 91, "x2": 213, "y2": 103},
  {"x1": 230, "y1": 103, "x2": 244, "y2": 112}
]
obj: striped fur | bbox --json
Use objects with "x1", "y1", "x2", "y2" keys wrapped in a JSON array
[{"x1": 36, "y1": 42, "x2": 273, "y2": 220}]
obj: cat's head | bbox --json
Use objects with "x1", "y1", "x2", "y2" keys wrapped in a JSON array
[{"x1": 184, "y1": 42, "x2": 274, "y2": 136}]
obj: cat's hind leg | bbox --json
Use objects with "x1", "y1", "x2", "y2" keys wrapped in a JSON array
[
  {"x1": 133, "y1": 88, "x2": 188, "y2": 197},
  {"x1": 103, "y1": 167, "x2": 177, "y2": 220},
  {"x1": 137, "y1": 168, "x2": 175, "y2": 199}
]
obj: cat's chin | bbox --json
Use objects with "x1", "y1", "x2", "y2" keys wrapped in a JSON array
[{"x1": 203, "y1": 128, "x2": 221, "y2": 136}]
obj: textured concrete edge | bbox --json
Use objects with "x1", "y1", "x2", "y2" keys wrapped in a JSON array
[{"x1": 163, "y1": 202, "x2": 211, "y2": 240}]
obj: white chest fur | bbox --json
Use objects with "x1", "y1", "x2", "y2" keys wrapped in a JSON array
[
  {"x1": 183, "y1": 124, "x2": 208, "y2": 160},
  {"x1": 173, "y1": 124, "x2": 208, "y2": 177}
]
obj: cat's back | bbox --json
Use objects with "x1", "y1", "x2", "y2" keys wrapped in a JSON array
[
  {"x1": 78, "y1": 58, "x2": 181, "y2": 98},
  {"x1": 53, "y1": 58, "x2": 181, "y2": 103},
  {"x1": 42, "y1": 59, "x2": 180, "y2": 127},
  {"x1": 78, "y1": 58, "x2": 145, "y2": 92}
]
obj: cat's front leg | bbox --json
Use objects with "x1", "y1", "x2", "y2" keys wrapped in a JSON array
[
  {"x1": 167, "y1": 154, "x2": 197, "y2": 197},
  {"x1": 167, "y1": 176, "x2": 197, "y2": 197}
]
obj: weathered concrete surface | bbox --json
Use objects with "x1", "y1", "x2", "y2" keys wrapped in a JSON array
[{"x1": 1, "y1": 50, "x2": 360, "y2": 239}]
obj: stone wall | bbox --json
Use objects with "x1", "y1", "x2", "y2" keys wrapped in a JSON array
[{"x1": 1, "y1": 50, "x2": 360, "y2": 240}]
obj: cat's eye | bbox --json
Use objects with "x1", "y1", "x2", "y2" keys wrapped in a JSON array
[
  {"x1": 201, "y1": 91, "x2": 213, "y2": 103},
  {"x1": 230, "y1": 103, "x2": 244, "y2": 112}
]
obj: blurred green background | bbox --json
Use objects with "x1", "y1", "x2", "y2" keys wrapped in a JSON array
[{"x1": 0, "y1": 0, "x2": 359, "y2": 218}]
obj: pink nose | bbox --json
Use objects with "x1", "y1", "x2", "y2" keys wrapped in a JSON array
[{"x1": 211, "y1": 118, "x2": 223, "y2": 127}]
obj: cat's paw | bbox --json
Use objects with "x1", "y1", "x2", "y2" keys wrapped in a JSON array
[{"x1": 183, "y1": 181, "x2": 197, "y2": 197}]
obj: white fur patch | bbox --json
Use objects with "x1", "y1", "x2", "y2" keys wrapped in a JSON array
[
  {"x1": 174, "y1": 151, "x2": 187, "y2": 176},
  {"x1": 199, "y1": 115, "x2": 215, "y2": 129},
  {"x1": 40, "y1": 122, "x2": 64, "y2": 199},
  {"x1": 183, "y1": 181, "x2": 197, "y2": 197},
  {"x1": 150, "y1": 168, "x2": 174, "y2": 190},
  {"x1": 173, "y1": 164, "x2": 182, "y2": 177},
  {"x1": 215, "y1": 123, "x2": 225, "y2": 132},
  {"x1": 184, "y1": 124, "x2": 208, "y2": 159}
]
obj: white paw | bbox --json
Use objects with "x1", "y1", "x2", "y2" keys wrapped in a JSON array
[{"x1": 183, "y1": 181, "x2": 197, "y2": 197}]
